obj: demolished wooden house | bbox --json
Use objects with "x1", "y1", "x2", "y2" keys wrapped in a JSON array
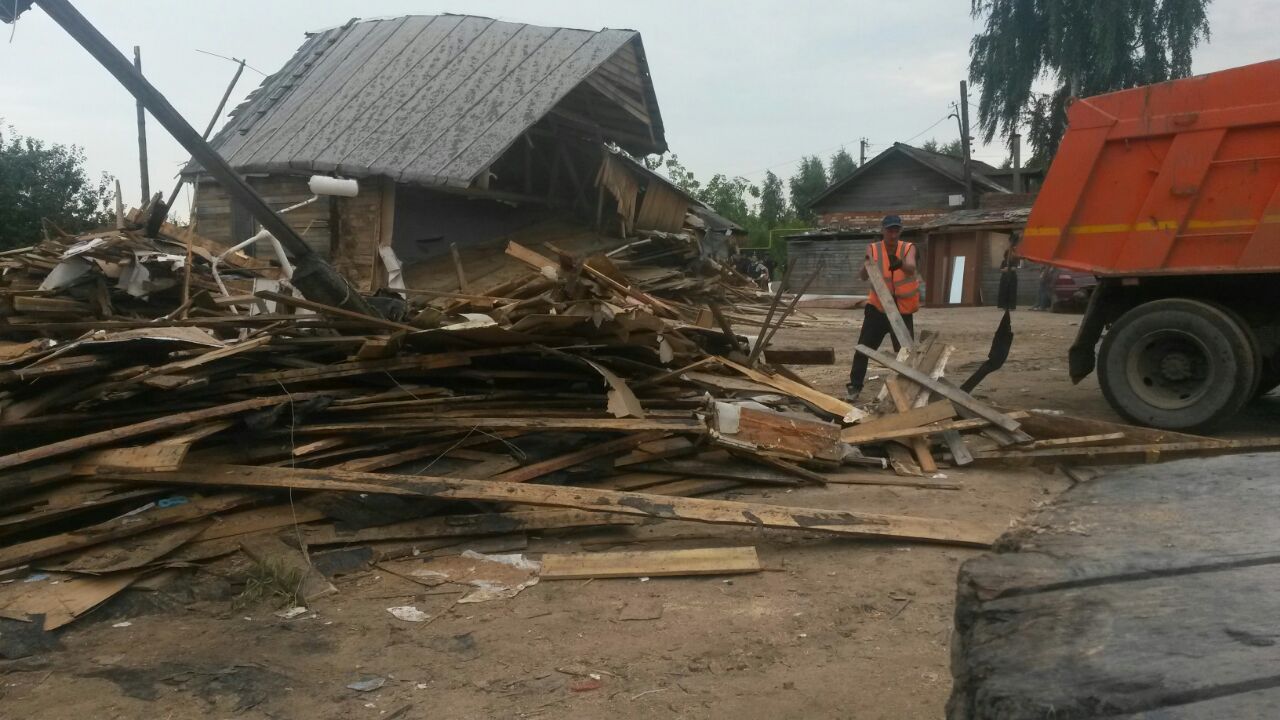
[{"x1": 182, "y1": 14, "x2": 733, "y2": 294}]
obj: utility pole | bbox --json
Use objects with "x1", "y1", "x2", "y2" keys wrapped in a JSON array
[
  {"x1": 133, "y1": 45, "x2": 149, "y2": 203},
  {"x1": 859, "y1": 138, "x2": 868, "y2": 165},
  {"x1": 959, "y1": 80, "x2": 974, "y2": 209},
  {"x1": 1011, "y1": 132, "x2": 1023, "y2": 194},
  {"x1": 167, "y1": 57, "x2": 246, "y2": 211},
  {"x1": 27, "y1": 0, "x2": 377, "y2": 316}
]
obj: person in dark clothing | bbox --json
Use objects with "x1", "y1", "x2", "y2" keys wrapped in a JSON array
[
  {"x1": 997, "y1": 235, "x2": 1021, "y2": 311},
  {"x1": 848, "y1": 215, "x2": 920, "y2": 401}
]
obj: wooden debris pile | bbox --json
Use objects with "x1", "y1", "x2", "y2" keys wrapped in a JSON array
[
  {"x1": 0, "y1": 222, "x2": 272, "y2": 326},
  {"x1": 1, "y1": 231, "x2": 1273, "y2": 632}
]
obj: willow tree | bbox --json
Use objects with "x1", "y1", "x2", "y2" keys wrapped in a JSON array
[{"x1": 969, "y1": 0, "x2": 1212, "y2": 167}]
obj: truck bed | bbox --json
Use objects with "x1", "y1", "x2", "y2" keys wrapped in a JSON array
[{"x1": 1021, "y1": 59, "x2": 1280, "y2": 277}]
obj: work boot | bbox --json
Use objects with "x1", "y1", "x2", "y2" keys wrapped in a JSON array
[{"x1": 845, "y1": 384, "x2": 862, "y2": 402}]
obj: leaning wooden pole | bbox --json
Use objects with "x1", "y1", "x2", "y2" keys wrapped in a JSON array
[
  {"x1": 132, "y1": 45, "x2": 149, "y2": 202},
  {"x1": 31, "y1": 0, "x2": 377, "y2": 317}
]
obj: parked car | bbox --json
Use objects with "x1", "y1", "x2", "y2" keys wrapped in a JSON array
[{"x1": 1052, "y1": 269, "x2": 1098, "y2": 312}]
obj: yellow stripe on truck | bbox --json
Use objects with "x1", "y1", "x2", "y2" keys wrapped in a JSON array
[{"x1": 1026, "y1": 216, "x2": 1278, "y2": 238}]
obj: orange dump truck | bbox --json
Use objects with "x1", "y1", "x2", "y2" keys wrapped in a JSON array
[{"x1": 1021, "y1": 59, "x2": 1280, "y2": 430}]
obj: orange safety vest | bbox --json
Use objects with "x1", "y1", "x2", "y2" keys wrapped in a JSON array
[{"x1": 866, "y1": 240, "x2": 920, "y2": 315}]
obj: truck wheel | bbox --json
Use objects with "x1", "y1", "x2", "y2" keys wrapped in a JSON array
[{"x1": 1098, "y1": 299, "x2": 1258, "y2": 430}]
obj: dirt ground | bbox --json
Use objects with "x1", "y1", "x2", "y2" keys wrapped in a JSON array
[{"x1": 3, "y1": 307, "x2": 1277, "y2": 719}]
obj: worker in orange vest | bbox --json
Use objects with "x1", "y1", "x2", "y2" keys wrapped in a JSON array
[{"x1": 848, "y1": 214, "x2": 920, "y2": 401}]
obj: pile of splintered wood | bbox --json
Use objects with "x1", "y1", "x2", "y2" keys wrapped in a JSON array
[{"x1": 2, "y1": 226, "x2": 1277, "y2": 631}]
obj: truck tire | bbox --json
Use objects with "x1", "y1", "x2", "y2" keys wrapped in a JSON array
[{"x1": 1098, "y1": 299, "x2": 1258, "y2": 430}]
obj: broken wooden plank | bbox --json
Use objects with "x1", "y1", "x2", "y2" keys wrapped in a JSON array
[
  {"x1": 302, "y1": 509, "x2": 639, "y2": 546},
  {"x1": 98, "y1": 464, "x2": 998, "y2": 547},
  {"x1": 1018, "y1": 410, "x2": 1214, "y2": 446},
  {"x1": 711, "y1": 402, "x2": 843, "y2": 461},
  {"x1": 540, "y1": 547, "x2": 761, "y2": 580},
  {"x1": 909, "y1": 342, "x2": 953, "y2": 408},
  {"x1": 841, "y1": 401, "x2": 957, "y2": 444},
  {"x1": 0, "y1": 462, "x2": 77, "y2": 501},
  {"x1": 613, "y1": 436, "x2": 697, "y2": 467},
  {"x1": 488, "y1": 432, "x2": 666, "y2": 484},
  {"x1": 75, "y1": 443, "x2": 190, "y2": 473},
  {"x1": 885, "y1": 377, "x2": 938, "y2": 473},
  {"x1": 239, "y1": 535, "x2": 336, "y2": 603},
  {"x1": 194, "y1": 504, "x2": 328, "y2": 542},
  {"x1": 763, "y1": 347, "x2": 836, "y2": 365},
  {"x1": 863, "y1": 259, "x2": 914, "y2": 351},
  {"x1": 715, "y1": 356, "x2": 863, "y2": 422},
  {"x1": 0, "y1": 570, "x2": 142, "y2": 630},
  {"x1": 585, "y1": 359, "x2": 645, "y2": 418},
  {"x1": 39, "y1": 522, "x2": 209, "y2": 574},
  {"x1": 641, "y1": 477, "x2": 741, "y2": 497},
  {"x1": 823, "y1": 474, "x2": 962, "y2": 490},
  {"x1": 942, "y1": 429, "x2": 975, "y2": 466},
  {"x1": 255, "y1": 290, "x2": 420, "y2": 334},
  {"x1": 1025, "y1": 432, "x2": 1127, "y2": 450},
  {"x1": 622, "y1": 458, "x2": 804, "y2": 486},
  {"x1": 294, "y1": 417, "x2": 704, "y2": 434},
  {"x1": 504, "y1": 240, "x2": 559, "y2": 274},
  {"x1": 0, "y1": 394, "x2": 322, "y2": 472},
  {"x1": 0, "y1": 493, "x2": 254, "y2": 569},
  {"x1": 449, "y1": 242, "x2": 470, "y2": 293},
  {"x1": 885, "y1": 443, "x2": 925, "y2": 477},
  {"x1": 973, "y1": 437, "x2": 1280, "y2": 464},
  {"x1": 854, "y1": 344, "x2": 1022, "y2": 433}
]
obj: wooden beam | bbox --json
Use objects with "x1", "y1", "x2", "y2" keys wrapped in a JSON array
[
  {"x1": 0, "y1": 493, "x2": 253, "y2": 569},
  {"x1": 863, "y1": 260, "x2": 914, "y2": 351},
  {"x1": 763, "y1": 347, "x2": 836, "y2": 365},
  {"x1": 98, "y1": 464, "x2": 998, "y2": 547},
  {"x1": 941, "y1": 429, "x2": 975, "y2": 466},
  {"x1": 0, "y1": 394, "x2": 323, "y2": 472},
  {"x1": 293, "y1": 417, "x2": 703, "y2": 434},
  {"x1": 836, "y1": 412, "x2": 1031, "y2": 445},
  {"x1": 716, "y1": 356, "x2": 863, "y2": 422},
  {"x1": 973, "y1": 437, "x2": 1280, "y2": 463},
  {"x1": 540, "y1": 547, "x2": 761, "y2": 580},
  {"x1": 854, "y1": 344, "x2": 1022, "y2": 432},
  {"x1": 449, "y1": 243, "x2": 470, "y2": 293},
  {"x1": 885, "y1": 377, "x2": 938, "y2": 473},
  {"x1": 1025, "y1": 432, "x2": 1127, "y2": 450},
  {"x1": 302, "y1": 509, "x2": 639, "y2": 546},
  {"x1": 487, "y1": 431, "x2": 667, "y2": 484},
  {"x1": 840, "y1": 401, "x2": 957, "y2": 444},
  {"x1": 255, "y1": 290, "x2": 420, "y2": 334}
]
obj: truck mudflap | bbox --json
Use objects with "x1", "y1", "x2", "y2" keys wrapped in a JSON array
[{"x1": 1069, "y1": 282, "x2": 1112, "y2": 383}]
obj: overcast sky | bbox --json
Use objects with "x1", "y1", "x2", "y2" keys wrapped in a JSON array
[{"x1": 4, "y1": 0, "x2": 1276, "y2": 213}]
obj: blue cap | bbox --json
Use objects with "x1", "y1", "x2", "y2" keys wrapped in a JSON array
[{"x1": 882, "y1": 214, "x2": 903, "y2": 229}]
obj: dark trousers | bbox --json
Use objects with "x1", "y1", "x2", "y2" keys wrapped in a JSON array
[{"x1": 849, "y1": 305, "x2": 915, "y2": 388}]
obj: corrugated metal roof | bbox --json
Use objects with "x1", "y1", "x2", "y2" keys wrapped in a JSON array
[{"x1": 186, "y1": 14, "x2": 665, "y2": 187}]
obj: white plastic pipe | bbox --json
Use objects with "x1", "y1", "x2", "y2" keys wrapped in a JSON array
[{"x1": 308, "y1": 175, "x2": 358, "y2": 197}]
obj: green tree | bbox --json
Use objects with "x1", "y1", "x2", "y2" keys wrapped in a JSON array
[
  {"x1": 696, "y1": 174, "x2": 759, "y2": 228},
  {"x1": 828, "y1": 148, "x2": 858, "y2": 183},
  {"x1": 650, "y1": 153, "x2": 701, "y2": 196},
  {"x1": 788, "y1": 156, "x2": 828, "y2": 223},
  {"x1": 0, "y1": 124, "x2": 113, "y2": 249},
  {"x1": 969, "y1": 0, "x2": 1211, "y2": 167},
  {"x1": 758, "y1": 171, "x2": 790, "y2": 228},
  {"x1": 921, "y1": 138, "x2": 964, "y2": 157}
]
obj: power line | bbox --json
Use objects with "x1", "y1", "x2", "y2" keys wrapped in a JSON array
[
  {"x1": 730, "y1": 109, "x2": 959, "y2": 180},
  {"x1": 194, "y1": 49, "x2": 268, "y2": 76}
]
